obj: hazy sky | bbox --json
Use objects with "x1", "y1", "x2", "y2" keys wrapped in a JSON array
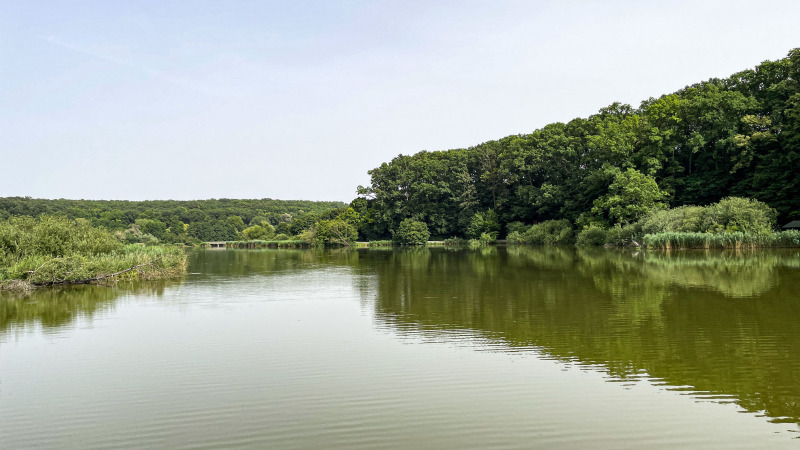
[{"x1": 2, "y1": 1, "x2": 799, "y2": 202}]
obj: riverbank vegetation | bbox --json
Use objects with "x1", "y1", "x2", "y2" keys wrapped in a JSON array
[
  {"x1": 0, "y1": 216, "x2": 186, "y2": 290},
  {"x1": 3, "y1": 49, "x2": 799, "y2": 250}
]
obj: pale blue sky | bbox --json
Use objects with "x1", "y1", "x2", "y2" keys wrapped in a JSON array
[{"x1": 2, "y1": 0, "x2": 800, "y2": 201}]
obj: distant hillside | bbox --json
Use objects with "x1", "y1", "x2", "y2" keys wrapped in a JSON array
[{"x1": 0, "y1": 197, "x2": 346, "y2": 242}]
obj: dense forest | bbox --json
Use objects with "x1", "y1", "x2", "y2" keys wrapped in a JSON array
[
  {"x1": 3, "y1": 49, "x2": 799, "y2": 245},
  {"x1": 353, "y1": 48, "x2": 800, "y2": 240},
  {"x1": 0, "y1": 198, "x2": 344, "y2": 244}
]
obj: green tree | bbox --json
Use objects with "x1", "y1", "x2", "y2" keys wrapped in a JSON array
[
  {"x1": 466, "y1": 209, "x2": 500, "y2": 239},
  {"x1": 315, "y1": 219, "x2": 357, "y2": 247},
  {"x1": 392, "y1": 219, "x2": 430, "y2": 245},
  {"x1": 241, "y1": 223, "x2": 275, "y2": 240},
  {"x1": 226, "y1": 216, "x2": 246, "y2": 232},
  {"x1": 592, "y1": 168, "x2": 668, "y2": 225}
]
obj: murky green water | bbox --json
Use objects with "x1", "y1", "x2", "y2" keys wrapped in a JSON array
[{"x1": 2, "y1": 247, "x2": 799, "y2": 448}]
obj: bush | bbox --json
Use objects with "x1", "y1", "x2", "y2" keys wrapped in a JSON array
[
  {"x1": 1, "y1": 215, "x2": 122, "y2": 258},
  {"x1": 466, "y1": 210, "x2": 500, "y2": 239},
  {"x1": 605, "y1": 223, "x2": 642, "y2": 246},
  {"x1": 273, "y1": 233, "x2": 290, "y2": 241},
  {"x1": 314, "y1": 219, "x2": 357, "y2": 247},
  {"x1": 506, "y1": 231, "x2": 524, "y2": 245},
  {"x1": 638, "y1": 205, "x2": 705, "y2": 235},
  {"x1": 576, "y1": 226, "x2": 608, "y2": 246},
  {"x1": 637, "y1": 197, "x2": 776, "y2": 235},
  {"x1": 505, "y1": 221, "x2": 528, "y2": 237},
  {"x1": 479, "y1": 232, "x2": 495, "y2": 245},
  {"x1": 0, "y1": 215, "x2": 186, "y2": 287},
  {"x1": 393, "y1": 219, "x2": 430, "y2": 245},
  {"x1": 703, "y1": 197, "x2": 776, "y2": 234},
  {"x1": 522, "y1": 220, "x2": 575, "y2": 245}
]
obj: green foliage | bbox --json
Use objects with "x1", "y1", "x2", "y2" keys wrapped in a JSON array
[
  {"x1": 0, "y1": 215, "x2": 186, "y2": 286},
  {"x1": 392, "y1": 219, "x2": 430, "y2": 245},
  {"x1": 506, "y1": 231, "x2": 524, "y2": 245},
  {"x1": 314, "y1": 219, "x2": 358, "y2": 247},
  {"x1": 273, "y1": 233, "x2": 290, "y2": 241},
  {"x1": 0, "y1": 198, "x2": 345, "y2": 244},
  {"x1": 605, "y1": 223, "x2": 642, "y2": 246},
  {"x1": 241, "y1": 224, "x2": 275, "y2": 241},
  {"x1": 591, "y1": 168, "x2": 668, "y2": 225},
  {"x1": 478, "y1": 232, "x2": 496, "y2": 245},
  {"x1": 466, "y1": 209, "x2": 500, "y2": 239},
  {"x1": 520, "y1": 220, "x2": 575, "y2": 245},
  {"x1": 703, "y1": 197, "x2": 776, "y2": 234},
  {"x1": 226, "y1": 216, "x2": 246, "y2": 232},
  {"x1": 642, "y1": 231, "x2": 800, "y2": 249},
  {"x1": 637, "y1": 197, "x2": 776, "y2": 235},
  {"x1": 354, "y1": 48, "x2": 800, "y2": 235},
  {"x1": 639, "y1": 206, "x2": 706, "y2": 235},
  {"x1": 505, "y1": 221, "x2": 528, "y2": 237},
  {"x1": 576, "y1": 226, "x2": 609, "y2": 246},
  {"x1": 0, "y1": 215, "x2": 122, "y2": 259}
]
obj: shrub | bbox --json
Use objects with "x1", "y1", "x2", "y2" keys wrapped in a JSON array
[
  {"x1": 638, "y1": 205, "x2": 705, "y2": 235},
  {"x1": 505, "y1": 221, "x2": 528, "y2": 237},
  {"x1": 576, "y1": 226, "x2": 608, "y2": 246},
  {"x1": 703, "y1": 197, "x2": 776, "y2": 234},
  {"x1": 393, "y1": 219, "x2": 430, "y2": 245},
  {"x1": 522, "y1": 219, "x2": 575, "y2": 245},
  {"x1": 605, "y1": 223, "x2": 642, "y2": 246},
  {"x1": 506, "y1": 231, "x2": 524, "y2": 245},
  {"x1": 637, "y1": 197, "x2": 776, "y2": 235},
  {"x1": 479, "y1": 232, "x2": 495, "y2": 245},
  {"x1": 314, "y1": 219, "x2": 357, "y2": 247},
  {"x1": 0, "y1": 215, "x2": 186, "y2": 287},
  {"x1": 466, "y1": 210, "x2": 500, "y2": 239},
  {"x1": 273, "y1": 233, "x2": 290, "y2": 241}
]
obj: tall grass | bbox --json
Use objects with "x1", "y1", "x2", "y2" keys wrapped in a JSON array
[
  {"x1": 1, "y1": 215, "x2": 186, "y2": 289},
  {"x1": 642, "y1": 230, "x2": 800, "y2": 249}
]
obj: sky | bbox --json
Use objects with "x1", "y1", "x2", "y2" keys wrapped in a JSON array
[{"x1": 2, "y1": 1, "x2": 800, "y2": 202}]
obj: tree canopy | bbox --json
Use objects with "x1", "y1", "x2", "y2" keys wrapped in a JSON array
[{"x1": 355, "y1": 48, "x2": 800, "y2": 239}]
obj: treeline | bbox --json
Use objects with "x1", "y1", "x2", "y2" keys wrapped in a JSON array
[
  {"x1": 354, "y1": 48, "x2": 800, "y2": 240},
  {"x1": 0, "y1": 198, "x2": 345, "y2": 244}
]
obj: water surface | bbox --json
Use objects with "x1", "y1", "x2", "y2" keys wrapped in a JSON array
[{"x1": 1, "y1": 247, "x2": 799, "y2": 448}]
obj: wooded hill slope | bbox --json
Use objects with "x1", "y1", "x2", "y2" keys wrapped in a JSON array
[
  {"x1": 354, "y1": 48, "x2": 800, "y2": 240},
  {"x1": 0, "y1": 198, "x2": 345, "y2": 243}
]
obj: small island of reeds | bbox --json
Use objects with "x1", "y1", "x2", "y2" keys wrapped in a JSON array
[{"x1": 1, "y1": 215, "x2": 187, "y2": 291}]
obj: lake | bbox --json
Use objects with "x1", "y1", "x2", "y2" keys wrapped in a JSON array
[{"x1": 1, "y1": 247, "x2": 799, "y2": 448}]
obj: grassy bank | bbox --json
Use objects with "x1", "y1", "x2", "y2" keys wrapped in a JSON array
[
  {"x1": 1, "y1": 215, "x2": 187, "y2": 290},
  {"x1": 642, "y1": 231, "x2": 800, "y2": 250}
]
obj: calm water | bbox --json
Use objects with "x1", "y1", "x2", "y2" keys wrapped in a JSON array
[{"x1": 1, "y1": 247, "x2": 800, "y2": 448}]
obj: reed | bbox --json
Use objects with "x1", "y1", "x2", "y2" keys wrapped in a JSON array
[
  {"x1": 642, "y1": 231, "x2": 800, "y2": 249},
  {"x1": 1, "y1": 215, "x2": 187, "y2": 289}
]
